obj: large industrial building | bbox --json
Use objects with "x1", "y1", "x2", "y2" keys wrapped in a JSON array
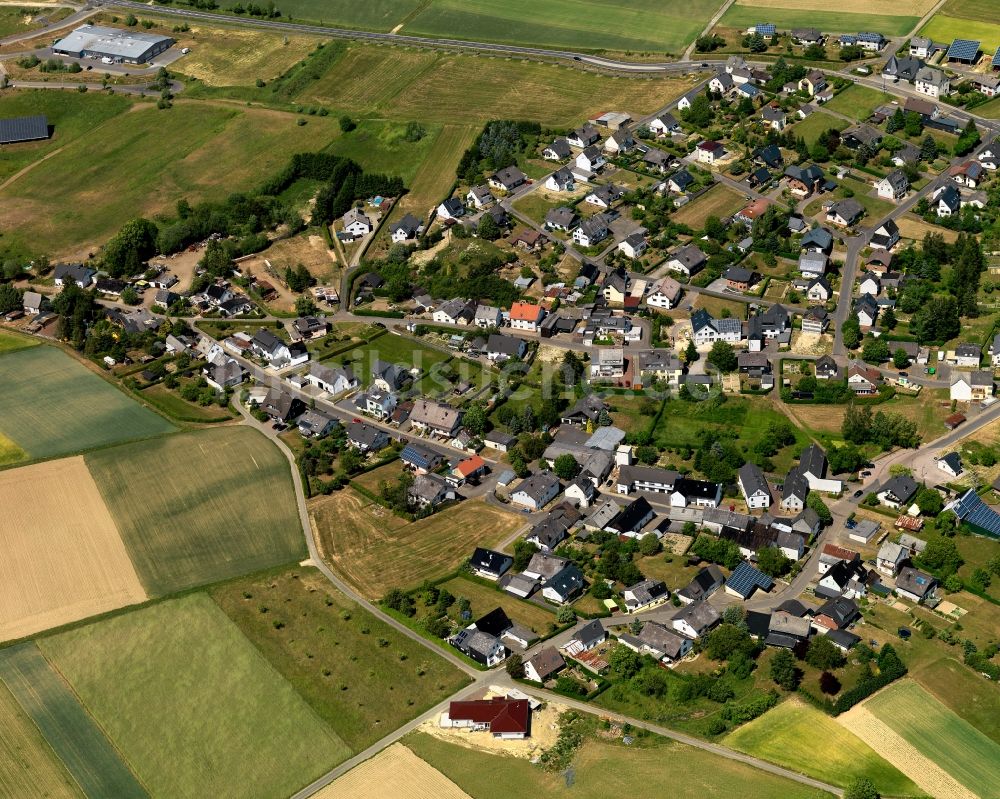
[{"x1": 52, "y1": 25, "x2": 175, "y2": 64}]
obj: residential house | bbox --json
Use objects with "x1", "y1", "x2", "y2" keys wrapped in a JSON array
[
  {"x1": 761, "y1": 104, "x2": 786, "y2": 131},
  {"x1": 807, "y1": 276, "x2": 832, "y2": 303},
  {"x1": 671, "y1": 477, "x2": 723, "y2": 508},
  {"x1": 305, "y1": 363, "x2": 357, "y2": 395},
  {"x1": 816, "y1": 559, "x2": 869, "y2": 600},
  {"x1": 792, "y1": 28, "x2": 823, "y2": 45},
  {"x1": 618, "y1": 232, "x2": 647, "y2": 259},
  {"x1": 695, "y1": 140, "x2": 726, "y2": 165},
  {"x1": 665, "y1": 244, "x2": 707, "y2": 276},
  {"x1": 433, "y1": 298, "x2": 474, "y2": 326},
  {"x1": 811, "y1": 596, "x2": 860, "y2": 633},
  {"x1": 760, "y1": 303, "x2": 791, "y2": 340},
  {"x1": 871, "y1": 219, "x2": 900, "y2": 250},
  {"x1": 524, "y1": 648, "x2": 566, "y2": 684},
  {"x1": 342, "y1": 207, "x2": 374, "y2": 238},
  {"x1": 251, "y1": 329, "x2": 308, "y2": 368},
  {"x1": 400, "y1": 442, "x2": 444, "y2": 474},
  {"x1": 643, "y1": 147, "x2": 674, "y2": 174},
  {"x1": 488, "y1": 166, "x2": 527, "y2": 192},
  {"x1": 544, "y1": 206, "x2": 578, "y2": 232},
  {"x1": 53, "y1": 263, "x2": 94, "y2": 288},
  {"x1": 604, "y1": 129, "x2": 635, "y2": 154},
  {"x1": 511, "y1": 471, "x2": 561, "y2": 510},
  {"x1": 561, "y1": 394, "x2": 607, "y2": 426},
  {"x1": 854, "y1": 295, "x2": 879, "y2": 330},
  {"x1": 289, "y1": 316, "x2": 329, "y2": 342},
  {"x1": 780, "y1": 470, "x2": 809, "y2": 512},
  {"x1": 409, "y1": 399, "x2": 463, "y2": 437},
  {"x1": 954, "y1": 343, "x2": 982, "y2": 368},
  {"x1": 616, "y1": 464, "x2": 678, "y2": 495},
  {"x1": 450, "y1": 628, "x2": 506, "y2": 667},
  {"x1": 951, "y1": 370, "x2": 994, "y2": 402},
  {"x1": 672, "y1": 601, "x2": 721, "y2": 638},
  {"x1": 877, "y1": 475, "x2": 919, "y2": 510},
  {"x1": 436, "y1": 197, "x2": 465, "y2": 221},
  {"x1": 622, "y1": 579, "x2": 670, "y2": 613},
  {"x1": 738, "y1": 462, "x2": 772, "y2": 509},
  {"x1": 934, "y1": 184, "x2": 961, "y2": 217},
  {"x1": 605, "y1": 496, "x2": 656, "y2": 537},
  {"x1": 709, "y1": 72, "x2": 734, "y2": 94},
  {"x1": 785, "y1": 163, "x2": 824, "y2": 197},
  {"x1": 564, "y1": 477, "x2": 597, "y2": 509},
  {"x1": 798, "y1": 70, "x2": 827, "y2": 96},
  {"x1": 390, "y1": 214, "x2": 423, "y2": 243},
  {"x1": 801, "y1": 226, "x2": 833, "y2": 254},
  {"x1": 666, "y1": 169, "x2": 694, "y2": 192},
  {"x1": 470, "y1": 547, "x2": 513, "y2": 580},
  {"x1": 260, "y1": 388, "x2": 304, "y2": 423},
  {"x1": 575, "y1": 145, "x2": 605, "y2": 173},
  {"x1": 909, "y1": 37, "x2": 932, "y2": 58},
  {"x1": 915, "y1": 67, "x2": 950, "y2": 98},
  {"x1": 799, "y1": 251, "x2": 828, "y2": 279},
  {"x1": 372, "y1": 359, "x2": 409, "y2": 392},
  {"x1": 567, "y1": 124, "x2": 600, "y2": 148},
  {"x1": 646, "y1": 276, "x2": 683, "y2": 310},
  {"x1": 755, "y1": 143, "x2": 784, "y2": 169},
  {"x1": 620, "y1": 622, "x2": 692, "y2": 662},
  {"x1": 950, "y1": 160, "x2": 984, "y2": 188},
  {"x1": 573, "y1": 217, "x2": 609, "y2": 247},
  {"x1": 508, "y1": 301, "x2": 545, "y2": 331},
  {"x1": 566, "y1": 619, "x2": 607, "y2": 655},
  {"x1": 473, "y1": 304, "x2": 503, "y2": 329},
  {"x1": 584, "y1": 183, "x2": 623, "y2": 209},
  {"x1": 725, "y1": 266, "x2": 757, "y2": 291},
  {"x1": 894, "y1": 566, "x2": 937, "y2": 603},
  {"x1": 819, "y1": 543, "x2": 860, "y2": 574},
  {"x1": 408, "y1": 473, "x2": 453, "y2": 510},
  {"x1": 802, "y1": 306, "x2": 830, "y2": 334},
  {"x1": 542, "y1": 562, "x2": 585, "y2": 604},
  {"x1": 445, "y1": 696, "x2": 530, "y2": 736},
  {"x1": 677, "y1": 565, "x2": 725, "y2": 605},
  {"x1": 485, "y1": 333, "x2": 526, "y2": 362},
  {"x1": 691, "y1": 309, "x2": 742, "y2": 346},
  {"x1": 543, "y1": 137, "x2": 572, "y2": 160},
  {"x1": 876, "y1": 540, "x2": 910, "y2": 576},
  {"x1": 21, "y1": 290, "x2": 43, "y2": 315},
  {"x1": 466, "y1": 184, "x2": 495, "y2": 209},
  {"x1": 649, "y1": 113, "x2": 680, "y2": 136},
  {"x1": 876, "y1": 169, "x2": 909, "y2": 200},
  {"x1": 841, "y1": 125, "x2": 882, "y2": 150},
  {"x1": 545, "y1": 167, "x2": 575, "y2": 192},
  {"x1": 815, "y1": 354, "x2": 839, "y2": 380},
  {"x1": 827, "y1": 198, "x2": 865, "y2": 227},
  {"x1": 939, "y1": 451, "x2": 963, "y2": 478}
]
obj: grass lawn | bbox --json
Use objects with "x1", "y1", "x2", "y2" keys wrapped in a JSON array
[
  {"x1": 693, "y1": 293, "x2": 748, "y2": 319},
  {"x1": 140, "y1": 383, "x2": 235, "y2": 422},
  {"x1": 0, "y1": 679, "x2": 82, "y2": 799},
  {"x1": 0, "y1": 345, "x2": 175, "y2": 459},
  {"x1": 0, "y1": 101, "x2": 343, "y2": 258},
  {"x1": 40, "y1": 594, "x2": 348, "y2": 799},
  {"x1": 327, "y1": 118, "x2": 442, "y2": 186},
  {"x1": 311, "y1": 491, "x2": 523, "y2": 599},
  {"x1": 636, "y1": 552, "x2": 700, "y2": 589},
  {"x1": 941, "y1": 0, "x2": 997, "y2": 22},
  {"x1": 720, "y1": 3, "x2": 919, "y2": 36},
  {"x1": 513, "y1": 191, "x2": 575, "y2": 227},
  {"x1": 297, "y1": 43, "x2": 698, "y2": 128},
  {"x1": 865, "y1": 679, "x2": 1000, "y2": 798},
  {"x1": 0, "y1": 91, "x2": 130, "y2": 186},
  {"x1": 0, "y1": 329, "x2": 38, "y2": 354},
  {"x1": 85, "y1": 427, "x2": 305, "y2": 595},
  {"x1": 825, "y1": 85, "x2": 891, "y2": 121},
  {"x1": 332, "y1": 332, "x2": 451, "y2": 386},
  {"x1": 672, "y1": 184, "x2": 747, "y2": 229},
  {"x1": 790, "y1": 111, "x2": 847, "y2": 146},
  {"x1": 0, "y1": 643, "x2": 146, "y2": 798},
  {"x1": 211, "y1": 568, "x2": 469, "y2": 751},
  {"x1": 436, "y1": 574, "x2": 556, "y2": 633},
  {"x1": 725, "y1": 698, "x2": 921, "y2": 797},
  {"x1": 405, "y1": 731, "x2": 830, "y2": 798},
  {"x1": 402, "y1": 0, "x2": 723, "y2": 54},
  {"x1": 245, "y1": 0, "x2": 422, "y2": 32},
  {"x1": 921, "y1": 13, "x2": 1000, "y2": 52}
]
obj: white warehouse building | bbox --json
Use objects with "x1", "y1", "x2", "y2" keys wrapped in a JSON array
[{"x1": 53, "y1": 25, "x2": 175, "y2": 64}]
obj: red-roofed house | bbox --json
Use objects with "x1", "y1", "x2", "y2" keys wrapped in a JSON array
[
  {"x1": 509, "y1": 301, "x2": 545, "y2": 331},
  {"x1": 445, "y1": 697, "x2": 531, "y2": 738},
  {"x1": 696, "y1": 140, "x2": 726, "y2": 165},
  {"x1": 452, "y1": 454, "x2": 487, "y2": 485},
  {"x1": 735, "y1": 198, "x2": 774, "y2": 226}
]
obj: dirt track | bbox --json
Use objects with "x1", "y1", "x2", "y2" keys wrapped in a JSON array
[
  {"x1": 0, "y1": 457, "x2": 146, "y2": 641},
  {"x1": 837, "y1": 704, "x2": 977, "y2": 799},
  {"x1": 310, "y1": 743, "x2": 471, "y2": 799}
]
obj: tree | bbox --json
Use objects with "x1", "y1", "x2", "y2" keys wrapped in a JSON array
[
  {"x1": 103, "y1": 217, "x2": 159, "y2": 278},
  {"x1": 120, "y1": 286, "x2": 140, "y2": 305},
  {"x1": 770, "y1": 649, "x2": 800, "y2": 690},
  {"x1": 892, "y1": 348, "x2": 909, "y2": 370},
  {"x1": 556, "y1": 606, "x2": 577, "y2": 625},
  {"x1": 841, "y1": 318, "x2": 862, "y2": 349},
  {"x1": 862, "y1": 337, "x2": 889, "y2": 364},
  {"x1": 919, "y1": 134, "x2": 938, "y2": 162},
  {"x1": 704, "y1": 623, "x2": 754, "y2": 661},
  {"x1": 339, "y1": 115, "x2": 356, "y2": 132},
  {"x1": 917, "y1": 537, "x2": 963, "y2": 577},
  {"x1": 684, "y1": 339, "x2": 698, "y2": 364},
  {"x1": 915, "y1": 487, "x2": 943, "y2": 516},
  {"x1": 707, "y1": 340, "x2": 738, "y2": 373},
  {"x1": 805, "y1": 635, "x2": 845, "y2": 670},
  {"x1": 512, "y1": 539, "x2": 538, "y2": 572},
  {"x1": 842, "y1": 404, "x2": 873, "y2": 444},
  {"x1": 806, "y1": 493, "x2": 832, "y2": 526},
  {"x1": 636, "y1": 445, "x2": 658, "y2": 465},
  {"x1": 970, "y1": 568, "x2": 992, "y2": 592},
  {"x1": 294, "y1": 294, "x2": 317, "y2": 316},
  {"x1": 608, "y1": 644, "x2": 642, "y2": 679},
  {"x1": 639, "y1": 535, "x2": 662, "y2": 556},
  {"x1": 844, "y1": 777, "x2": 880, "y2": 799},
  {"x1": 477, "y1": 212, "x2": 500, "y2": 241},
  {"x1": 505, "y1": 654, "x2": 525, "y2": 678},
  {"x1": 820, "y1": 671, "x2": 842, "y2": 695},
  {"x1": 0, "y1": 283, "x2": 22, "y2": 314},
  {"x1": 552, "y1": 453, "x2": 580, "y2": 480},
  {"x1": 757, "y1": 546, "x2": 791, "y2": 577}
]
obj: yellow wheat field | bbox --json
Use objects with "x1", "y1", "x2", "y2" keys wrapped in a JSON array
[
  {"x1": 836, "y1": 703, "x2": 976, "y2": 799},
  {"x1": 0, "y1": 457, "x2": 146, "y2": 642},
  {"x1": 311, "y1": 743, "x2": 472, "y2": 799}
]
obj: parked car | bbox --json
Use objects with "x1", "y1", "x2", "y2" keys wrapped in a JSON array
[{"x1": 853, "y1": 490, "x2": 864, "y2": 498}]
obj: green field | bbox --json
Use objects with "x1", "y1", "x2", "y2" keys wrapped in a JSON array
[
  {"x1": 941, "y1": 0, "x2": 998, "y2": 23},
  {"x1": 245, "y1": 0, "x2": 421, "y2": 31},
  {"x1": 436, "y1": 575, "x2": 555, "y2": 633},
  {"x1": 0, "y1": 101, "x2": 344, "y2": 257},
  {"x1": 85, "y1": 427, "x2": 305, "y2": 595},
  {"x1": 327, "y1": 118, "x2": 443, "y2": 186},
  {"x1": 140, "y1": 383, "x2": 235, "y2": 422},
  {"x1": 824, "y1": 85, "x2": 890, "y2": 121},
  {"x1": 725, "y1": 699, "x2": 921, "y2": 797},
  {"x1": 921, "y1": 13, "x2": 1000, "y2": 53},
  {"x1": 0, "y1": 681, "x2": 83, "y2": 799},
  {"x1": 865, "y1": 680, "x2": 1000, "y2": 798},
  {"x1": 913, "y1": 656, "x2": 1000, "y2": 746},
  {"x1": 403, "y1": 0, "x2": 721, "y2": 53},
  {"x1": 40, "y1": 594, "x2": 348, "y2": 799},
  {"x1": 0, "y1": 91, "x2": 130, "y2": 185},
  {"x1": 211, "y1": 568, "x2": 469, "y2": 751},
  {"x1": 406, "y1": 732, "x2": 830, "y2": 798},
  {"x1": 0, "y1": 346, "x2": 175, "y2": 459},
  {"x1": 0, "y1": 329, "x2": 38, "y2": 354},
  {"x1": 333, "y1": 331, "x2": 452, "y2": 386},
  {"x1": 0, "y1": 644, "x2": 147, "y2": 798},
  {"x1": 719, "y1": 5, "x2": 919, "y2": 36},
  {"x1": 791, "y1": 111, "x2": 847, "y2": 146}
]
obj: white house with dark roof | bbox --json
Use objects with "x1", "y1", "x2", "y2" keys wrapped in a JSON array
[
  {"x1": 510, "y1": 471, "x2": 561, "y2": 510},
  {"x1": 738, "y1": 462, "x2": 772, "y2": 509}
]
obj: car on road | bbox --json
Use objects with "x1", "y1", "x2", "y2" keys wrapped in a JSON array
[
  {"x1": 853, "y1": 489, "x2": 864, "y2": 498},
  {"x1": 351, "y1": 417, "x2": 362, "y2": 423},
  {"x1": 861, "y1": 470, "x2": 872, "y2": 477}
]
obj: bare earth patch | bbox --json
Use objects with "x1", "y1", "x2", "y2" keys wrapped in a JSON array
[
  {"x1": 312, "y1": 743, "x2": 472, "y2": 799},
  {"x1": 836, "y1": 703, "x2": 976, "y2": 799},
  {"x1": 0, "y1": 457, "x2": 146, "y2": 642}
]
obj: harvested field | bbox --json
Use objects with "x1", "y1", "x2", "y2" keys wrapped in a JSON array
[
  {"x1": 40, "y1": 594, "x2": 347, "y2": 799},
  {"x1": 211, "y1": 568, "x2": 468, "y2": 752},
  {"x1": 0, "y1": 456, "x2": 146, "y2": 642},
  {"x1": 0, "y1": 346, "x2": 174, "y2": 459},
  {"x1": 863, "y1": 680, "x2": 1000, "y2": 799},
  {"x1": 0, "y1": 681, "x2": 83, "y2": 799},
  {"x1": 311, "y1": 744, "x2": 471, "y2": 799},
  {"x1": 837, "y1": 701, "x2": 975, "y2": 799},
  {"x1": 0, "y1": 643, "x2": 147, "y2": 799},
  {"x1": 896, "y1": 214, "x2": 960, "y2": 244},
  {"x1": 311, "y1": 492, "x2": 523, "y2": 599},
  {"x1": 86, "y1": 427, "x2": 305, "y2": 596}
]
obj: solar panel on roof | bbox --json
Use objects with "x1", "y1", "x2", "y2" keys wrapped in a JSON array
[
  {"x1": 947, "y1": 38, "x2": 981, "y2": 61},
  {"x1": 993, "y1": 50, "x2": 1000, "y2": 67},
  {"x1": 726, "y1": 562, "x2": 774, "y2": 596},
  {"x1": 858, "y1": 32, "x2": 883, "y2": 43},
  {"x1": 0, "y1": 115, "x2": 49, "y2": 145},
  {"x1": 756, "y1": 23, "x2": 775, "y2": 35}
]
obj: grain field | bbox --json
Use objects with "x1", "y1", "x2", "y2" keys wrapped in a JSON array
[
  {"x1": 311, "y1": 743, "x2": 472, "y2": 799},
  {"x1": 0, "y1": 457, "x2": 146, "y2": 642}
]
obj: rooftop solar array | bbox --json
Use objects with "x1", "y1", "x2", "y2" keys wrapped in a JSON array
[
  {"x1": 726, "y1": 561, "x2": 775, "y2": 596},
  {"x1": 949, "y1": 488, "x2": 1000, "y2": 538},
  {"x1": 993, "y1": 50, "x2": 1000, "y2": 68},
  {"x1": 857, "y1": 32, "x2": 884, "y2": 43},
  {"x1": 0, "y1": 115, "x2": 48, "y2": 145},
  {"x1": 755, "y1": 23, "x2": 776, "y2": 36},
  {"x1": 947, "y1": 38, "x2": 981, "y2": 61}
]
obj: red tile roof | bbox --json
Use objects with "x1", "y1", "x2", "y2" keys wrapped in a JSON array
[
  {"x1": 510, "y1": 301, "x2": 543, "y2": 322},
  {"x1": 455, "y1": 454, "x2": 486, "y2": 477},
  {"x1": 822, "y1": 543, "x2": 859, "y2": 561},
  {"x1": 448, "y1": 697, "x2": 530, "y2": 734}
]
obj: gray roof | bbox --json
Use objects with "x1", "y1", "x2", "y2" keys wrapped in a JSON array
[
  {"x1": 53, "y1": 24, "x2": 173, "y2": 60},
  {"x1": 895, "y1": 566, "x2": 936, "y2": 597},
  {"x1": 674, "y1": 601, "x2": 721, "y2": 634},
  {"x1": 879, "y1": 475, "x2": 919, "y2": 504},
  {"x1": 513, "y1": 471, "x2": 561, "y2": 503},
  {"x1": 738, "y1": 462, "x2": 770, "y2": 496},
  {"x1": 0, "y1": 115, "x2": 48, "y2": 145}
]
